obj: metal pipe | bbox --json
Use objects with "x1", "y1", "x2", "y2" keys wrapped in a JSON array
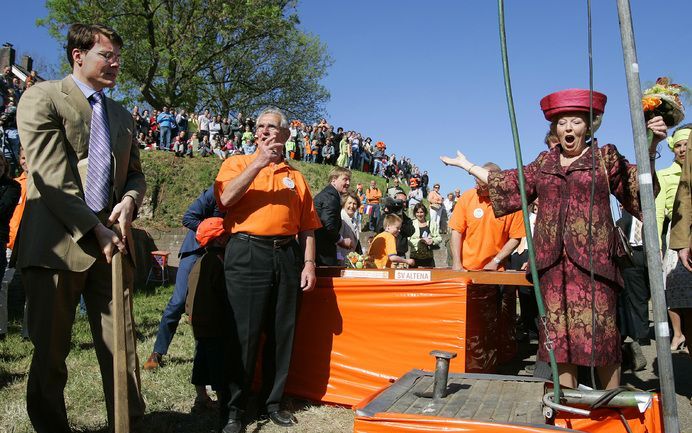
[
  {"x1": 497, "y1": 0, "x2": 561, "y2": 402},
  {"x1": 560, "y1": 389, "x2": 653, "y2": 412},
  {"x1": 615, "y1": 1, "x2": 679, "y2": 432},
  {"x1": 429, "y1": 350, "x2": 457, "y2": 400}
]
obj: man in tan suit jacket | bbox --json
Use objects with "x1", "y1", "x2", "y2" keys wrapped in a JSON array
[{"x1": 16, "y1": 23, "x2": 146, "y2": 433}]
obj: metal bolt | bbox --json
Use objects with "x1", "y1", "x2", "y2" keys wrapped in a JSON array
[{"x1": 429, "y1": 350, "x2": 457, "y2": 400}]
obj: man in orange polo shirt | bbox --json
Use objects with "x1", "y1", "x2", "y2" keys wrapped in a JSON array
[
  {"x1": 449, "y1": 162, "x2": 524, "y2": 271},
  {"x1": 214, "y1": 107, "x2": 321, "y2": 433},
  {"x1": 449, "y1": 162, "x2": 525, "y2": 367}
]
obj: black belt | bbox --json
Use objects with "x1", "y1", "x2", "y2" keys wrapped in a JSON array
[{"x1": 232, "y1": 233, "x2": 294, "y2": 248}]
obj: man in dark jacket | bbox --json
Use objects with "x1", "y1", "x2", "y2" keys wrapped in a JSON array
[
  {"x1": 143, "y1": 185, "x2": 225, "y2": 369},
  {"x1": 314, "y1": 167, "x2": 352, "y2": 266}
]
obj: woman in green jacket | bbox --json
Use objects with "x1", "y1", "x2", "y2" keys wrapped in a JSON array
[
  {"x1": 656, "y1": 124, "x2": 690, "y2": 351},
  {"x1": 409, "y1": 203, "x2": 442, "y2": 268}
]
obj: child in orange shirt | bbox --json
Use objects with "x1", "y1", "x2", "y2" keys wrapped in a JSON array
[{"x1": 368, "y1": 214, "x2": 415, "y2": 269}]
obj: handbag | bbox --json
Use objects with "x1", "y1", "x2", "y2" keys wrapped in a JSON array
[{"x1": 598, "y1": 150, "x2": 634, "y2": 269}]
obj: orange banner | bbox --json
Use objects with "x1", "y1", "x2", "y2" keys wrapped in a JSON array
[{"x1": 285, "y1": 271, "x2": 514, "y2": 406}]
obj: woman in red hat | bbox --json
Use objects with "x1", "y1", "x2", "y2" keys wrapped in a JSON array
[{"x1": 441, "y1": 89, "x2": 668, "y2": 389}]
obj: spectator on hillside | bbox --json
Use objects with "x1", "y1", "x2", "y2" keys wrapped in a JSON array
[
  {"x1": 209, "y1": 115, "x2": 222, "y2": 143},
  {"x1": 336, "y1": 135, "x2": 350, "y2": 168},
  {"x1": 198, "y1": 109, "x2": 210, "y2": 140},
  {"x1": 199, "y1": 135, "x2": 212, "y2": 157},
  {"x1": 176, "y1": 109, "x2": 189, "y2": 133},
  {"x1": 188, "y1": 112, "x2": 199, "y2": 135},
  {"x1": 421, "y1": 170, "x2": 430, "y2": 197},
  {"x1": 242, "y1": 136, "x2": 256, "y2": 155},
  {"x1": 407, "y1": 178, "x2": 423, "y2": 216},
  {"x1": 220, "y1": 117, "x2": 231, "y2": 139},
  {"x1": 386, "y1": 177, "x2": 404, "y2": 198},
  {"x1": 441, "y1": 192, "x2": 455, "y2": 234},
  {"x1": 366, "y1": 180, "x2": 382, "y2": 231},
  {"x1": 322, "y1": 138, "x2": 335, "y2": 165},
  {"x1": 409, "y1": 203, "x2": 442, "y2": 268},
  {"x1": 173, "y1": 131, "x2": 189, "y2": 157},
  {"x1": 157, "y1": 106, "x2": 175, "y2": 150},
  {"x1": 427, "y1": 183, "x2": 444, "y2": 227},
  {"x1": 241, "y1": 125, "x2": 254, "y2": 146},
  {"x1": 355, "y1": 183, "x2": 366, "y2": 231},
  {"x1": 189, "y1": 132, "x2": 200, "y2": 154},
  {"x1": 136, "y1": 132, "x2": 148, "y2": 149}
]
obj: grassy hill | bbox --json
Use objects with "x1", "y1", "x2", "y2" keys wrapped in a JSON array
[{"x1": 138, "y1": 152, "x2": 398, "y2": 229}]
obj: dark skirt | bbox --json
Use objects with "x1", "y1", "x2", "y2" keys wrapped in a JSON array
[
  {"x1": 191, "y1": 337, "x2": 227, "y2": 389},
  {"x1": 537, "y1": 252, "x2": 621, "y2": 366}
]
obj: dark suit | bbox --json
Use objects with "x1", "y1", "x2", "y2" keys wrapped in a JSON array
[
  {"x1": 314, "y1": 184, "x2": 342, "y2": 266},
  {"x1": 616, "y1": 211, "x2": 650, "y2": 343},
  {"x1": 152, "y1": 186, "x2": 223, "y2": 355},
  {"x1": 16, "y1": 76, "x2": 146, "y2": 433}
]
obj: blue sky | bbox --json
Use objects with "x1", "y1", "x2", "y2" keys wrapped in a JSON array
[{"x1": 2, "y1": 1, "x2": 691, "y2": 194}]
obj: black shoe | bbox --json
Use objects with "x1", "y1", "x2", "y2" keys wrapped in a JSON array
[
  {"x1": 267, "y1": 410, "x2": 297, "y2": 427},
  {"x1": 220, "y1": 419, "x2": 243, "y2": 433}
]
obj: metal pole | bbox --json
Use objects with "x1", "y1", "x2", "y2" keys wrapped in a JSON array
[{"x1": 615, "y1": 2, "x2": 679, "y2": 431}]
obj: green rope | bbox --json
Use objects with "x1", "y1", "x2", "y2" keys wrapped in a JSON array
[{"x1": 496, "y1": 0, "x2": 561, "y2": 403}]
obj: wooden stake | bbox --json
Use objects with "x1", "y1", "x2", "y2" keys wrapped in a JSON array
[{"x1": 111, "y1": 224, "x2": 130, "y2": 433}]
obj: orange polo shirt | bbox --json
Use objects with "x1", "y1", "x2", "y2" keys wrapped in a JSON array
[
  {"x1": 214, "y1": 154, "x2": 321, "y2": 236},
  {"x1": 449, "y1": 188, "x2": 525, "y2": 270},
  {"x1": 7, "y1": 171, "x2": 27, "y2": 250},
  {"x1": 368, "y1": 231, "x2": 397, "y2": 269},
  {"x1": 366, "y1": 187, "x2": 382, "y2": 205}
]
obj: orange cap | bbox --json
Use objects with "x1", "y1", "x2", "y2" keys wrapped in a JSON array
[{"x1": 196, "y1": 217, "x2": 226, "y2": 247}]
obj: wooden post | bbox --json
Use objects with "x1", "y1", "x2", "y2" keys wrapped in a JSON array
[{"x1": 111, "y1": 224, "x2": 130, "y2": 433}]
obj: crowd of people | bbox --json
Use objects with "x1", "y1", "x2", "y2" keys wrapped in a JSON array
[
  {"x1": 0, "y1": 22, "x2": 691, "y2": 433},
  {"x1": 129, "y1": 105, "x2": 428, "y2": 183}
]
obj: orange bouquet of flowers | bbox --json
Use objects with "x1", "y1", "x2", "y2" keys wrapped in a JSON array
[{"x1": 641, "y1": 77, "x2": 687, "y2": 127}]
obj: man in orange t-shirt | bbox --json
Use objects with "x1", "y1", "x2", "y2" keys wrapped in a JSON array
[
  {"x1": 449, "y1": 163, "x2": 525, "y2": 271},
  {"x1": 214, "y1": 107, "x2": 321, "y2": 432},
  {"x1": 365, "y1": 180, "x2": 382, "y2": 231}
]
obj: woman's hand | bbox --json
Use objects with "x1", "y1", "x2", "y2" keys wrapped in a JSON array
[
  {"x1": 440, "y1": 151, "x2": 472, "y2": 170},
  {"x1": 646, "y1": 116, "x2": 668, "y2": 147}
]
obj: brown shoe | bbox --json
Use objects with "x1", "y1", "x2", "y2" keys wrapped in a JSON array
[{"x1": 143, "y1": 352, "x2": 162, "y2": 370}]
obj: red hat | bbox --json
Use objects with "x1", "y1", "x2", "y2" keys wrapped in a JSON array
[
  {"x1": 540, "y1": 89, "x2": 607, "y2": 121},
  {"x1": 196, "y1": 217, "x2": 226, "y2": 247}
]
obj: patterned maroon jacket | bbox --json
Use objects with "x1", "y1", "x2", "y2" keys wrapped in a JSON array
[{"x1": 488, "y1": 144, "x2": 659, "y2": 286}]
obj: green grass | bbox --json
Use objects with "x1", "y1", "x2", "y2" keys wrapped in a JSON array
[
  {"x1": 139, "y1": 152, "x2": 396, "y2": 230},
  {"x1": 0, "y1": 286, "x2": 353, "y2": 433}
]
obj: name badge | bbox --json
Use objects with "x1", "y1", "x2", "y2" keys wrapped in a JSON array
[
  {"x1": 283, "y1": 177, "x2": 295, "y2": 189},
  {"x1": 473, "y1": 208, "x2": 484, "y2": 219}
]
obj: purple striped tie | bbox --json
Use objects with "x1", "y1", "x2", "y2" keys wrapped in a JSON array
[{"x1": 85, "y1": 91, "x2": 111, "y2": 212}]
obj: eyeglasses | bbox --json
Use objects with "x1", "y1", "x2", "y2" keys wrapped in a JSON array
[{"x1": 83, "y1": 49, "x2": 122, "y2": 65}]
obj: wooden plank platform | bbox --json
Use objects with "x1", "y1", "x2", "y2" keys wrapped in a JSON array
[{"x1": 357, "y1": 370, "x2": 548, "y2": 426}]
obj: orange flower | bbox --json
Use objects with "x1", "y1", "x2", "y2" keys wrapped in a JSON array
[{"x1": 642, "y1": 96, "x2": 661, "y2": 112}]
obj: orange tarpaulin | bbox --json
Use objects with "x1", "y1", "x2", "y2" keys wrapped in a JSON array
[{"x1": 284, "y1": 270, "x2": 530, "y2": 406}]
